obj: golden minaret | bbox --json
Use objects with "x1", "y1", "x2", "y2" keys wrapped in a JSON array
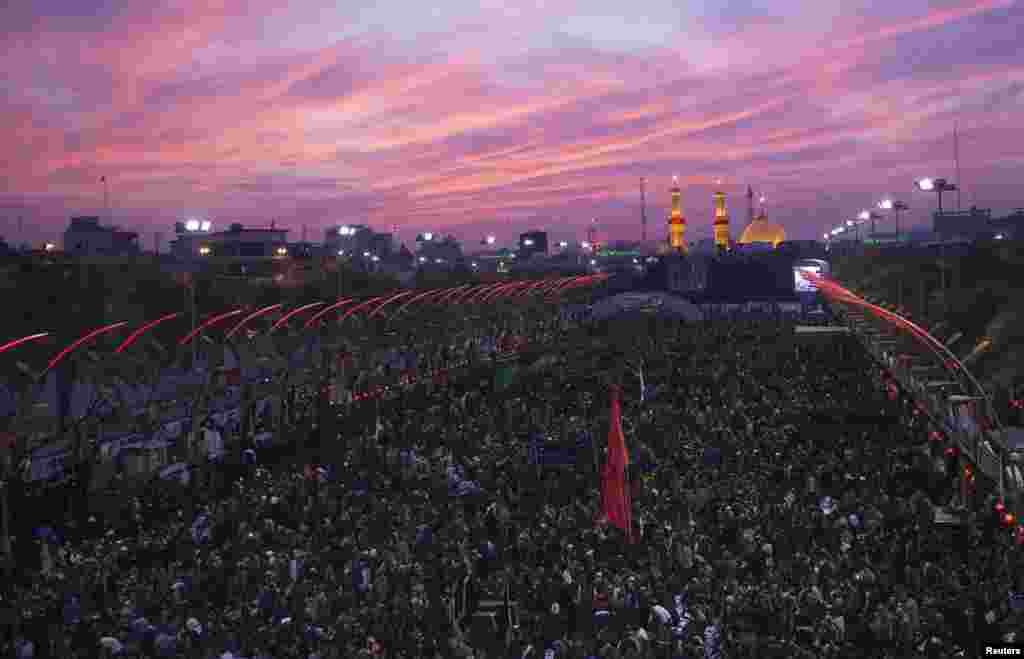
[
  {"x1": 667, "y1": 175, "x2": 687, "y2": 253},
  {"x1": 713, "y1": 181, "x2": 730, "y2": 250}
]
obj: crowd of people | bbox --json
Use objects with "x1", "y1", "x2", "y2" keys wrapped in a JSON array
[{"x1": 2, "y1": 303, "x2": 1022, "y2": 658}]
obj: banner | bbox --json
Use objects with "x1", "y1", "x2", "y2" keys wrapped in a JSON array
[
  {"x1": 528, "y1": 432, "x2": 592, "y2": 467},
  {"x1": 28, "y1": 445, "x2": 71, "y2": 482},
  {"x1": 159, "y1": 462, "x2": 190, "y2": 484}
]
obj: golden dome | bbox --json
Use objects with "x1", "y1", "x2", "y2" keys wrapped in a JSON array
[{"x1": 737, "y1": 211, "x2": 785, "y2": 247}]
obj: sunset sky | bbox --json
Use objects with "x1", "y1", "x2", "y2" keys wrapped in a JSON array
[{"x1": 1, "y1": 0, "x2": 1022, "y2": 249}]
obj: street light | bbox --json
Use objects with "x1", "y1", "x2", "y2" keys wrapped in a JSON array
[
  {"x1": 879, "y1": 199, "x2": 908, "y2": 239},
  {"x1": 185, "y1": 219, "x2": 200, "y2": 231},
  {"x1": 485, "y1": 235, "x2": 496, "y2": 245},
  {"x1": 916, "y1": 178, "x2": 957, "y2": 214},
  {"x1": 558, "y1": 241, "x2": 569, "y2": 248},
  {"x1": 859, "y1": 210, "x2": 883, "y2": 237},
  {"x1": 44, "y1": 242, "x2": 55, "y2": 252},
  {"x1": 422, "y1": 232, "x2": 433, "y2": 242}
]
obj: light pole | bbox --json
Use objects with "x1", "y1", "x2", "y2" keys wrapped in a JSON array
[
  {"x1": 878, "y1": 200, "x2": 909, "y2": 241},
  {"x1": 916, "y1": 178, "x2": 957, "y2": 215},
  {"x1": 859, "y1": 210, "x2": 884, "y2": 239}
]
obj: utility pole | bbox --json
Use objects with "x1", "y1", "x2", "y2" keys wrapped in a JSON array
[
  {"x1": 954, "y1": 122, "x2": 962, "y2": 211},
  {"x1": 153, "y1": 231, "x2": 162, "y2": 255},
  {"x1": 102, "y1": 176, "x2": 110, "y2": 223},
  {"x1": 641, "y1": 177, "x2": 647, "y2": 244}
]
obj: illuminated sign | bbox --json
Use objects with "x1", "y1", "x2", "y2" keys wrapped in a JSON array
[{"x1": 794, "y1": 266, "x2": 821, "y2": 292}]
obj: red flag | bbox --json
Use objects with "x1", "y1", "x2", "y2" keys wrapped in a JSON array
[{"x1": 599, "y1": 384, "x2": 634, "y2": 543}]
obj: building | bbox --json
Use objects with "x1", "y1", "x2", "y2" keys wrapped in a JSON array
[
  {"x1": 737, "y1": 205, "x2": 786, "y2": 248},
  {"x1": 931, "y1": 207, "x2": 1024, "y2": 241},
  {"x1": 324, "y1": 224, "x2": 393, "y2": 259},
  {"x1": 63, "y1": 216, "x2": 140, "y2": 257},
  {"x1": 991, "y1": 209, "x2": 1024, "y2": 240},
  {"x1": 518, "y1": 231, "x2": 548, "y2": 259},
  {"x1": 932, "y1": 208, "x2": 993, "y2": 241},
  {"x1": 666, "y1": 177, "x2": 688, "y2": 253},
  {"x1": 169, "y1": 220, "x2": 215, "y2": 259},
  {"x1": 169, "y1": 222, "x2": 289, "y2": 260},
  {"x1": 713, "y1": 187, "x2": 731, "y2": 250},
  {"x1": 415, "y1": 234, "x2": 463, "y2": 269}
]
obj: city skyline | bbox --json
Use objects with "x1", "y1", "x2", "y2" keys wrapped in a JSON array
[{"x1": 2, "y1": 0, "x2": 1023, "y2": 247}]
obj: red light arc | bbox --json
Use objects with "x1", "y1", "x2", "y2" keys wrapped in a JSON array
[
  {"x1": 337, "y1": 296, "x2": 387, "y2": 324},
  {"x1": 177, "y1": 308, "x2": 247, "y2": 346},
  {"x1": 0, "y1": 332, "x2": 51, "y2": 356},
  {"x1": 114, "y1": 312, "x2": 183, "y2": 354},
  {"x1": 391, "y1": 288, "x2": 442, "y2": 317},
  {"x1": 368, "y1": 290, "x2": 416, "y2": 319},
  {"x1": 304, "y1": 298, "x2": 355, "y2": 329},
  {"x1": 225, "y1": 304, "x2": 283, "y2": 339},
  {"x1": 269, "y1": 301, "x2": 325, "y2": 332},
  {"x1": 47, "y1": 321, "x2": 130, "y2": 372}
]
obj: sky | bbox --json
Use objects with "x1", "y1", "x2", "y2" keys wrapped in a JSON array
[{"x1": 1, "y1": 0, "x2": 1022, "y2": 249}]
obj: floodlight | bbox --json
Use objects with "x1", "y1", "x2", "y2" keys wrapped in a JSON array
[
  {"x1": 524, "y1": 239, "x2": 534, "y2": 246},
  {"x1": 878, "y1": 199, "x2": 894, "y2": 210},
  {"x1": 916, "y1": 178, "x2": 935, "y2": 192},
  {"x1": 486, "y1": 235, "x2": 496, "y2": 245},
  {"x1": 423, "y1": 232, "x2": 433, "y2": 241},
  {"x1": 858, "y1": 211, "x2": 870, "y2": 221},
  {"x1": 185, "y1": 219, "x2": 200, "y2": 231},
  {"x1": 200, "y1": 221, "x2": 211, "y2": 231}
]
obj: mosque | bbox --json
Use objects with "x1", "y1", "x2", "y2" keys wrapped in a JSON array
[
  {"x1": 653, "y1": 178, "x2": 797, "y2": 301},
  {"x1": 657, "y1": 178, "x2": 786, "y2": 255}
]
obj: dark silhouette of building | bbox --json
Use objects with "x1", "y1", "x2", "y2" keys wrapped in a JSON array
[
  {"x1": 518, "y1": 231, "x2": 548, "y2": 259},
  {"x1": 63, "y1": 216, "x2": 140, "y2": 256}
]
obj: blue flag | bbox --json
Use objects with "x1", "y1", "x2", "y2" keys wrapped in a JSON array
[
  {"x1": 191, "y1": 513, "x2": 211, "y2": 544},
  {"x1": 353, "y1": 559, "x2": 371, "y2": 593},
  {"x1": 528, "y1": 432, "x2": 591, "y2": 467}
]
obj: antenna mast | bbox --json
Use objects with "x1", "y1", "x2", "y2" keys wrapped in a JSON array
[
  {"x1": 954, "y1": 121, "x2": 962, "y2": 210},
  {"x1": 641, "y1": 177, "x2": 647, "y2": 243},
  {"x1": 102, "y1": 176, "x2": 110, "y2": 224}
]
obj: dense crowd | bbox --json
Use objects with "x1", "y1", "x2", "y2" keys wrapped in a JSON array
[{"x1": 3, "y1": 306, "x2": 1022, "y2": 659}]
